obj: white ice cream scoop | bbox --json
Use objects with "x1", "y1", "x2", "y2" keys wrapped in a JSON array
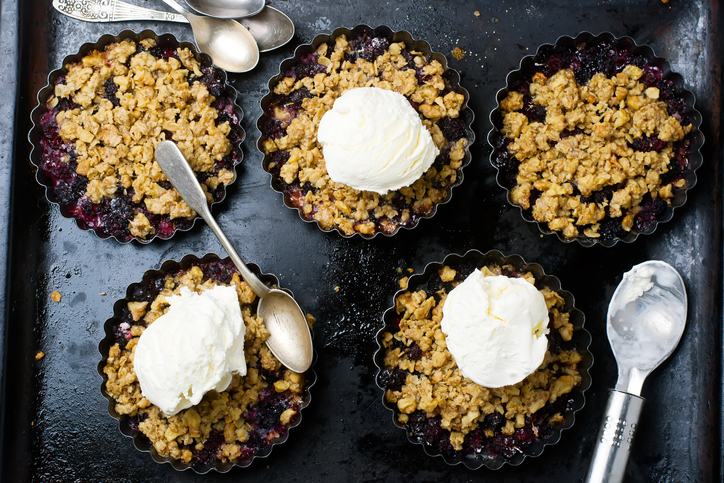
[{"x1": 585, "y1": 260, "x2": 687, "y2": 483}]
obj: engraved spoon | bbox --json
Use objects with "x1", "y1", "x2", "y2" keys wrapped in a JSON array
[
  {"x1": 585, "y1": 260, "x2": 687, "y2": 483},
  {"x1": 52, "y1": 0, "x2": 293, "y2": 52},
  {"x1": 154, "y1": 141, "x2": 313, "y2": 373},
  {"x1": 159, "y1": 0, "x2": 258, "y2": 72},
  {"x1": 52, "y1": 0, "x2": 259, "y2": 71}
]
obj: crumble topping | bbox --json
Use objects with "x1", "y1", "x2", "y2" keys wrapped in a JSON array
[
  {"x1": 500, "y1": 64, "x2": 692, "y2": 239},
  {"x1": 103, "y1": 263, "x2": 305, "y2": 465},
  {"x1": 261, "y1": 34, "x2": 470, "y2": 236},
  {"x1": 43, "y1": 38, "x2": 241, "y2": 241},
  {"x1": 381, "y1": 264, "x2": 582, "y2": 453}
]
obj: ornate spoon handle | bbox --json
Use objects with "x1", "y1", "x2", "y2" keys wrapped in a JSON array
[{"x1": 52, "y1": 0, "x2": 189, "y2": 23}]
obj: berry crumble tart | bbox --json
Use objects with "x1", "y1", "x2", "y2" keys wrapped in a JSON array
[
  {"x1": 101, "y1": 256, "x2": 312, "y2": 471},
  {"x1": 259, "y1": 26, "x2": 473, "y2": 237},
  {"x1": 490, "y1": 34, "x2": 702, "y2": 246},
  {"x1": 33, "y1": 34, "x2": 244, "y2": 242},
  {"x1": 376, "y1": 251, "x2": 590, "y2": 468}
]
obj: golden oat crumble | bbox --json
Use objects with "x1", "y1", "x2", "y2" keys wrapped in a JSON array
[
  {"x1": 47, "y1": 39, "x2": 238, "y2": 240},
  {"x1": 500, "y1": 65, "x2": 692, "y2": 239},
  {"x1": 452, "y1": 46, "x2": 466, "y2": 61},
  {"x1": 103, "y1": 264, "x2": 305, "y2": 464},
  {"x1": 262, "y1": 34, "x2": 470, "y2": 236},
  {"x1": 381, "y1": 264, "x2": 582, "y2": 452}
]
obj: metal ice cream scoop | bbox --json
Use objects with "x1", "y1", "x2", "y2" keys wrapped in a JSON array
[{"x1": 585, "y1": 260, "x2": 687, "y2": 483}]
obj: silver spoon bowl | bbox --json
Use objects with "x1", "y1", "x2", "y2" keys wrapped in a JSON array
[
  {"x1": 586, "y1": 260, "x2": 687, "y2": 483},
  {"x1": 53, "y1": 0, "x2": 294, "y2": 53},
  {"x1": 185, "y1": 0, "x2": 265, "y2": 19},
  {"x1": 237, "y1": 6, "x2": 294, "y2": 52},
  {"x1": 154, "y1": 140, "x2": 313, "y2": 373},
  {"x1": 162, "y1": 0, "x2": 259, "y2": 72}
]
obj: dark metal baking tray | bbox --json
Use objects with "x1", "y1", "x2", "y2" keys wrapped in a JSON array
[{"x1": 0, "y1": 0, "x2": 721, "y2": 481}]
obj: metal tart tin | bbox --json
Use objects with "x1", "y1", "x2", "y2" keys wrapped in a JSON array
[
  {"x1": 488, "y1": 32, "x2": 704, "y2": 247},
  {"x1": 97, "y1": 253, "x2": 316, "y2": 473},
  {"x1": 29, "y1": 30, "x2": 245, "y2": 244},
  {"x1": 373, "y1": 249, "x2": 593, "y2": 469},
  {"x1": 256, "y1": 25, "x2": 475, "y2": 239}
]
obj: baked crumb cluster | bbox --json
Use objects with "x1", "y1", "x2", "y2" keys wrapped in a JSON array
[
  {"x1": 39, "y1": 38, "x2": 242, "y2": 241},
  {"x1": 261, "y1": 33, "x2": 470, "y2": 236},
  {"x1": 380, "y1": 263, "x2": 583, "y2": 459},
  {"x1": 103, "y1": 260, "x2": 305, "y2": 466},
  {"x1": 500, "y1": 66, "x2": 691, "y2": 239},
  {"x1": 493, "y1": 39, "x2": 696, "y2": 243}
]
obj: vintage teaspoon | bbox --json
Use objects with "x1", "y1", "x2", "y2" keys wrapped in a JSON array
[
  {"x1": 159, "y1": 0, "x2": 258, "y2": 72},
  {"x1": 585, "y1": 260, "x2": 687, "y2": 483},
  {"x1": 52, "y1": 0, "x2": 259, "y2": 71},
  {"x1": 154, "y1": 141, "x2": 313, "y2": 373},
  {"x1": 52, "y1": 0, "x2": 293, "y2": 52}
]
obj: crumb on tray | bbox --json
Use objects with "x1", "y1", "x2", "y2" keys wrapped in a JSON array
[{"x1": 452, "y1": 46, "x2": 466, "y2": 60}]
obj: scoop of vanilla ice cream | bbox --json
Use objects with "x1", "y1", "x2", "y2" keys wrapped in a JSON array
[
  {"x1": 441, "y1": 270, "x2": 550, "y2": 388},
  {"x1": 317, "y1": 87, "x2": 439, "y2": 194},
  {"x1": 134, "y1": 285, "x2": 247, "y2": 416}
]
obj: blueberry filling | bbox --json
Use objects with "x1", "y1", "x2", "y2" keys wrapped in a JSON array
[
  {"x1": 110, "y1": 259, "x2": 304, "y2": 466},
  {"x1": 494, "y1": 37, "x2": 694, "y2": 243},
  {"x1": 38, "y1": 42, "x2": 243, "y2": 241},
  {"x1": 261, "y1": 33, "x2": 469, "y2": 236},
  {"x1": 381, "y1": 262, "x2": 583, "y2": 463}
]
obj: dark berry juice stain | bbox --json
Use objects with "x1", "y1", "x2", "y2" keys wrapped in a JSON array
[
  {"x1": 345, "y1": 34, "x2": 390, "y2": 62},
  {"x1": 285, "y1": 52, "x2": 327, "y2": 80},
  {"x1": 191, "y1": 430, "x2": 225, "y2": 465}
]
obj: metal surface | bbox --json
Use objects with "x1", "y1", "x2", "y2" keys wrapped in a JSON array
[
  {"x1": 0, "y1": 0, "x2": 722, "y2": 481},
  {"x1": 155, "y1": 141, "x2": 313, "y2": 373},
  {"x1": 237, "y1": 7, "x2": 295, "y2": 52},
  {"x1": 0, "y1": 0, "x2": 21, "y2": 475},
  {"x1": 162, "y1": 0, "x2": 259, "y2": 73},
  {"x1": 586, "y1": 390, "x2": 646, "y2": 483}
]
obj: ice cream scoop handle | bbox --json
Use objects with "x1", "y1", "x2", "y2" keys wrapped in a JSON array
[{"x1": 585, "y1": 390, "x2": 645, "y2": 483}]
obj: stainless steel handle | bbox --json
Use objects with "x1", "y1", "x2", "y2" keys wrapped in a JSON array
[
  {"x1": 53, "y1": 0, "x2": 189, "y2": 23},
  {"x1": 199, "y1": 203, "x2": 271, "y2": 298},
  {"x1": 585, "y1": 390, "x2": 645, "y2": 483}
]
